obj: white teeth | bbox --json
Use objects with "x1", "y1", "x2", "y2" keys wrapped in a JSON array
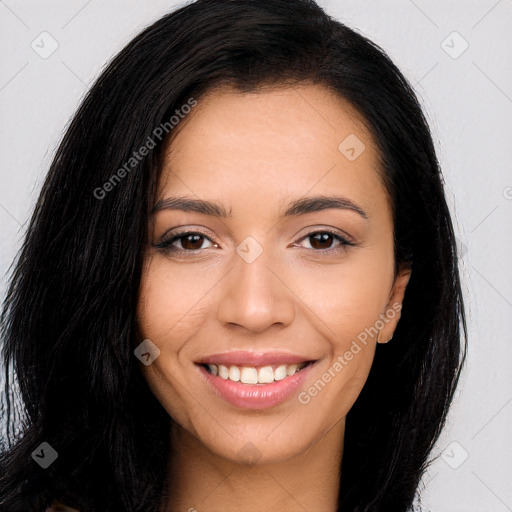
[
  {"x1": 258, "y1": 366, "x2": 274, "y2": 384},
  {"x1": 228, "y1": 366, "x2": 240, "y2": 382},
  {"x1": 286, "y1": 364, "x2": 298, "y2": 376},
  {"x1": 240, "y1": 367, "x2": 258, "y2": 384},
  {"x1": 207, "y1": 362, "x2": 308, "y2": 384},
  {"x1": 274, "y1": 365, "x2": 287, "y2": 381}
]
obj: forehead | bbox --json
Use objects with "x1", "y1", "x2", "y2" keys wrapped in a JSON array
[{"x1": 157, "y1": 83, "x2": 386, "y2": 217}]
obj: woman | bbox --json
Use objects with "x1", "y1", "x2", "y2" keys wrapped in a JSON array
[{"x1": 0, "y1": 0, "x2": 467, "y2": 510}]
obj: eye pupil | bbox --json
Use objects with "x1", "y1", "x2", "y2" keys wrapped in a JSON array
[
  {"x1": 182, "y1": 234, "x2": 204, "y2": 250},
  {"x1": 310, "y1": 232, "x2": 333, "y2": 250}
]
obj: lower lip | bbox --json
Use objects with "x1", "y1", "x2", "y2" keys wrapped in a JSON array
[{"x1": 197, "y1": 363, "x2": 316, "y2": 410}]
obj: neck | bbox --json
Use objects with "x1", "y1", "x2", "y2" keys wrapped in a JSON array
[{"x1": 162, "y1": 420, "x2": 344, "y2": 512}]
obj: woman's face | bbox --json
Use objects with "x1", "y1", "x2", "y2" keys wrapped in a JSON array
[{"x1": 136, "y1": 83, "x2": 410, "y2": 464}]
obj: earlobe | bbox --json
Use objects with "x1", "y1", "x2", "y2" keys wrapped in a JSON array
[
  {"x1": 389, "y1": 266, "x2": 411, "y2": 307},
  {"x1": 377, "y1": 266, "x2": 411, "y2": 344},
  {"x1": 376, "y1": 331, "x2": 391, "y2": 344}
]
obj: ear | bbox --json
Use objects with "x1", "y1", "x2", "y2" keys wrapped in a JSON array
[{"x1": 377, "y1": 266, "x2": 411, "y2": 344}]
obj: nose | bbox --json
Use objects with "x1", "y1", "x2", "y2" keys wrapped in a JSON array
[{"x1": 216, "y1": 241, "x2": 296, "y2": 334}]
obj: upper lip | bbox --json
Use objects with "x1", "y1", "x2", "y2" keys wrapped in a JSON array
[{"x1": 196, "y1": 351, "x2": 316, "y2": 367}]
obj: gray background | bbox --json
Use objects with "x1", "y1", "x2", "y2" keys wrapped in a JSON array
[{"x1": 1, "y1": 1, "x2": 511, "y2": 510}]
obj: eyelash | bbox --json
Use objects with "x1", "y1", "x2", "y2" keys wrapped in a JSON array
[{"x1": 154, "y1": 229, "x2": 356, "y2": 256}]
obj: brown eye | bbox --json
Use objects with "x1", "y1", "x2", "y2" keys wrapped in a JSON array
[
  {"x1": 309, "y1": 232, "x2": 336, "y2": 250},
  {"x1": 298, "y1": 230, "x2": 354, "y2": 254},
  {"x1": 154, "y1": 231, "x2": 215, "y2": 253},
  {"x1": 179, "y1": 233, "x2": 207, "y2": 250}
]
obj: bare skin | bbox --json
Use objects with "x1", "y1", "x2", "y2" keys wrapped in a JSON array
[{"x1": 136, "y1": 83, "x2": 410, "y2": 512}]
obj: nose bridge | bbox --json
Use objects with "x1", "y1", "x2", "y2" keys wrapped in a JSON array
[{"x1": 216, "y1": 235, "x2": 295, "y2": 332}]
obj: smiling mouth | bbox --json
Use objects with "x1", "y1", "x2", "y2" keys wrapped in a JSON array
[{"x1": 199, "y1": 361, "x2": 315, "y2": 385}]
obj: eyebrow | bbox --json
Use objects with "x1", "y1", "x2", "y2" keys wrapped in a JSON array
[{"x1": 151, "y1": 195, "x2": 368, "y2": 219}]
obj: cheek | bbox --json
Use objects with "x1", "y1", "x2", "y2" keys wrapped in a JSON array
[
  {"x1": 287, "y1": 251, "x2": 393, "y2": 415},
  {"x1": 289, "y1": 251, "x2": 395, "y2": 345},
  {"x1": 137, "y1": 254, "x2": 218, "y2": 342},
  {"x1": 136, "y1": 255, "x2": 223, "y2": 426}
]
